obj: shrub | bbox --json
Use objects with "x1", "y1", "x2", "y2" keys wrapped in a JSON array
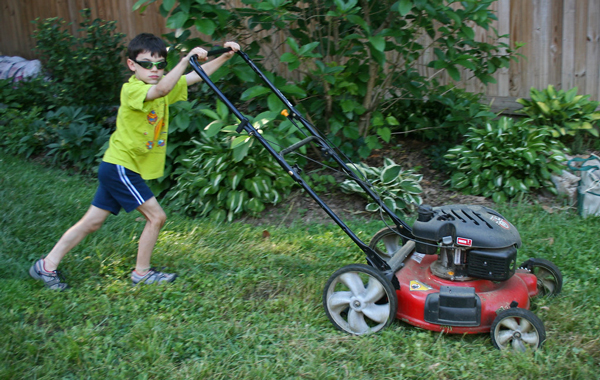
[
  {"x1": 167, "y1": 134, "x2": 295, "y2": 222},
  {"x1": 33, "y1": 9, "x2": 126, "y2": 107},
  {"x1": 386, "y1": 86, "x2": 498, "y2": 143},
  {"x1": 135, "y1": 0, "x2": 520, "y2": 159},
  {"x1": 340, "y1": 158, "x2": 423, "y2": 215},
  {"x1": 0, "y1": 107, "x2": 50, "y2": 158},
  {"x1": 444, "y1": 117, "x2": 566, "y2": 203},
  {"x1": 166, "y1": 100, "x2": 298, "y2": 222},
  {"x1": 517, "y1": 85, "x2": 600, "y2": 138},
  {"x1": 45, "y1": 106, "x2": 111, "y2": 172}
]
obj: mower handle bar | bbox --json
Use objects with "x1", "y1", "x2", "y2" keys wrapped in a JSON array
[{"x1": 206, "y1": 47, "x2": 232, "y2": 57}]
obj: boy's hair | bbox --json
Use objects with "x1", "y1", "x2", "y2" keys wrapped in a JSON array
[{"x1": 128, "y1": 33, "x2": 168, "y2": 60}]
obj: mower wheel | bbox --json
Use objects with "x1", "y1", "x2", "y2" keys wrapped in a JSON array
[
  {"x1": 369, "y1": 227, "x2": 407, "y2": 264},
  {"x1": 323, "y1": 264, "x2": 397, "y2": 335},
  {"x1": 519, "y1": 258, "x2": 563, "y2": 297},
  {"x1": 490, "y1": 308, "x2": 546, "y2": 352}
]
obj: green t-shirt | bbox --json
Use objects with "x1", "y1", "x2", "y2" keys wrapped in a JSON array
[{"x1": 103, "y1": 75, "x2": 188, "y2": 179}]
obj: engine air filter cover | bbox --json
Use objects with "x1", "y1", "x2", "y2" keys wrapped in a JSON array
[{"x1": 467, "y1": 246, "x2": 517, "y2": 281}]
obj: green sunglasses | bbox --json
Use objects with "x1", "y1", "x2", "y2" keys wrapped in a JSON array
[{"x1": 133, "y1": 59, "x2": 168, "y2": 70}]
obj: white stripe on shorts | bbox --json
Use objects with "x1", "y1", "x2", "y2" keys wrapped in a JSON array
[{"x1": 117, "y1": 165, "x2": 145, "y2": 205}]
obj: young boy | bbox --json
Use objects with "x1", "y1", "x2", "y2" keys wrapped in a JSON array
[{"x1": 29, "y1": 33, "x2": 240, "y2": 290}]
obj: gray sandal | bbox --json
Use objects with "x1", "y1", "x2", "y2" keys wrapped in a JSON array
[
  {"x1": 29, "y1": 259, "x2": 68, "y2": 291},
  {"x1": 131, "y1": 269, "x2": 177, "y2": 285}
]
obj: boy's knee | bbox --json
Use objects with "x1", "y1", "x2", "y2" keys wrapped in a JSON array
[
  {"x1": 157, "y1": 210, "x2": 167, "y2": 227},
  {"x1": 88, "y1": 221, "x2": 104, "y2": 233},
  {"x1": 148, "y1": 209, "x2": 166, "y2": 227}
]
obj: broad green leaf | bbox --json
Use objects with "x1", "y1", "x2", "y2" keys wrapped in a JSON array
[
  {"x1": 231, "y1": 135, "x2": 251, "y2": 149},
  {"x1": 299, "y1": 41, "x2": 320, "y2": 56},
  {"x1": 204, "y1": 120, "x2": 224, "y2": 138},
  {"x1": 492, "y1": 191, "x2": 507, "y2": 203},
  {"x1": 162, "y1": 0, "x2": 176, "y2": 11},
  {"x1": 398, "y1": 0, "x2": 412, "y2": 16},
  {"x1": 365, "y1": 203, "x2": 380, "y2": 212},
  {"x1": 446, "y1": 65, "x2": 461, "y2": 81},
  {"x1": 280, "y1": 52, "x2": 298, "y2": 63},
  {"x1": 369, "y1": 36, "x2": 386, "y2": 52},
  {"x1": 166, "y1": 11, "x2": 188, "y2": 29},
  {"x1": 195, "y1": 18, "x2": 215, "y2": 35},
  {"x1": 240, "y1": 86, "x2": 271, "y2": 100},
  {"x1": 377, "y1": 127, "x2": 391, "y2": 143},
  {"x1": 381, "y1": 165, "x2": 402, "y2": 184}
]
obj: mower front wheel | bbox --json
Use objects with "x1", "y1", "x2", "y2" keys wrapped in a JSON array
[
  {"x1": 323, "y1": 264, "x2": 397, "y2": 335},
  {"x1": 490, "y1": 308, "x2": 546, "y2": 351}
]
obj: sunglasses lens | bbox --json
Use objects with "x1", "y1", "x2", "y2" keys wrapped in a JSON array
[
  {"x1": 139, "y1": 61, "x2": 153, "y2": 69},
  {"x1": 135, "y1": 60, "x2": 167, "y2": 70}
]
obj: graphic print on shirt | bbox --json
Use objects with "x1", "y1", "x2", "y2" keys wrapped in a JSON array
[{"x1": 146, "y1": 109, "x2": 166, "y2": 150}]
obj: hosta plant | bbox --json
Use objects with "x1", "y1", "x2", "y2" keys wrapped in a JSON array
[
  {"x1": 167, "y1": 108, "x2": 296, "y2": 222},
  {"x1": 517, "y1": 85, "x2": 600, "y2": 138},
  {"x1": 444, "y1": 117, "x2": 567, "y2": 203},
  {"x1": 340, "y1": 158, "x2": 423, "y2": 215}
]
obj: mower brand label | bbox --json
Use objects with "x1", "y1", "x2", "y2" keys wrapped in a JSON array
[
  {"x1": 411, "y1": 252, "x2": 425, "y2": 263},
  {"x1": 457, "y1": 237, "x2": 472, "y2": 246},
  {"x1": 409, "y1": 280, "x2": 432, "y2": 291},
  {"x1": 489, "y1": 215, "x2": 510, "y2": 230}
]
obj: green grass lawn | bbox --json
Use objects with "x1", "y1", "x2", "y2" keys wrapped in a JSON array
[{"x1": 1, "y1": 152, "x2": 599, "y2": 379}]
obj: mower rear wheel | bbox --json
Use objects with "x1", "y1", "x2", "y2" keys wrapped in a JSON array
[
  {"x1": 519, "y1": 258, "x2": 563, "y2": 297},
  {"x1": 369, "y1": 227, "x2": 407, "y2": 264},
  {"x1": 323, "y1": 264, "x2": 397, "y2": 335},
  {"x1": 490, "y1": 308, "x2": 546, "y2": 351}
]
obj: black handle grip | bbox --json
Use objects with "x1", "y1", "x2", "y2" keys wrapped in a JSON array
[{"x1": 207, "y1": 47, "x2": 233, "y2": 57}]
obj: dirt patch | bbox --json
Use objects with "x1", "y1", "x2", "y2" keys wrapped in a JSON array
[
  {"x1": 239, "y1": 138, "x2": 573, "y2": 227},
  {"x1": 239, "y1": 139, "x2": 505, "y2": 227}
]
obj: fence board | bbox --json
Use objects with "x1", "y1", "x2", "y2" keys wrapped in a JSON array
[{"x1": 2, "y1": 0, "x2": 600, "y2": 102}]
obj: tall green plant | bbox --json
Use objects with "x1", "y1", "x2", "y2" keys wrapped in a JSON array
[
  {"x1": 134, "y1": 0, "x2": 520, "y2": 158},
  {"x1": 33, "y1": 9, "x2": 126, "y2": 106},
  {"x1": 444, "y1": 117, "x2": 566, "y2": 203}
]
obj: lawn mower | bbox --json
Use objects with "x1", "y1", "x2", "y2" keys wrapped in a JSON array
[{"x1": 190, "y1": 49, "x2": 563, "y2": 351}]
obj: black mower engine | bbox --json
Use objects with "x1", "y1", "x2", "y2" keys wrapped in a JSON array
[{"x1": 412, "y1": 205, "x2": 522, "y2": 282}]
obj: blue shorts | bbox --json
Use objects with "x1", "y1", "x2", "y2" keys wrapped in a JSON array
[{"x1": 92, "y1": 162, "x2": 154, "y2": 215}]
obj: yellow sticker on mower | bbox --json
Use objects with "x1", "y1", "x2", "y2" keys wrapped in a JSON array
[{"x1": 409, "y1": 280, "x2": 432, "y2": 291}]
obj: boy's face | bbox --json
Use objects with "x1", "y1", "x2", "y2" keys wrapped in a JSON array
[{"x1": 127, "y1": 51, "x2": 166, "y2": 85}]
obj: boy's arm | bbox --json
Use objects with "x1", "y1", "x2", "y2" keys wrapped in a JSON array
[
  {"x1": 185, "y1": 41, "x2": 240, "y2": 86},
  {"x1": 145, "y1": 47, "x2": 208, "y2": 101}
]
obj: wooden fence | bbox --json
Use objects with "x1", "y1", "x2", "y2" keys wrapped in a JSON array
[{"x1": 2, "y1": 0, "x2": 600, "y2": 106}]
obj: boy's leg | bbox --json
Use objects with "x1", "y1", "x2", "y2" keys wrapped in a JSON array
[
  {"x1": 134, "y1": 197, "x2": 166, "y2": 272},
  {"x1": 131, "y1": 197, "x2": 176, "y2": 285},
  {"x1": 30, "y1": 205, "x2": 110, "y2": 290},
  {"x1": 44, "y1": 205, "x2": 111, "y2": 270}
]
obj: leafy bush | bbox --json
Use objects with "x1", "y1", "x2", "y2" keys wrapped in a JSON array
[
  {"x1": 0, "y1": 107, "x2": 50, "y2": 158},
  {"x1": 135, "y1": 0, "x2": 520, "y2": 159},
  {"x1": 167, "y1": 135, "x2": 295, "y2": 223},
  {"x1": 166, "y1": 99, "x2": 298, "y2": 222},
  {"x1": 45, "y1": 107, "x2": 111, "y2": 172},
  {"x1": 517, "y1": 85, "x2": 600, "y2": 138},
  {"x1": 33, "y1": 8, "x2": 126, "y2": 107},
  {"x1": 444, "y1": 117, "x2": 566, "y2": 203},
  {"x1": 387, "y1": 86, "x2": 498, "y2": 142},
  {"x1": 340, "y1": 158, "x2": 423, "y2": 215}
]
